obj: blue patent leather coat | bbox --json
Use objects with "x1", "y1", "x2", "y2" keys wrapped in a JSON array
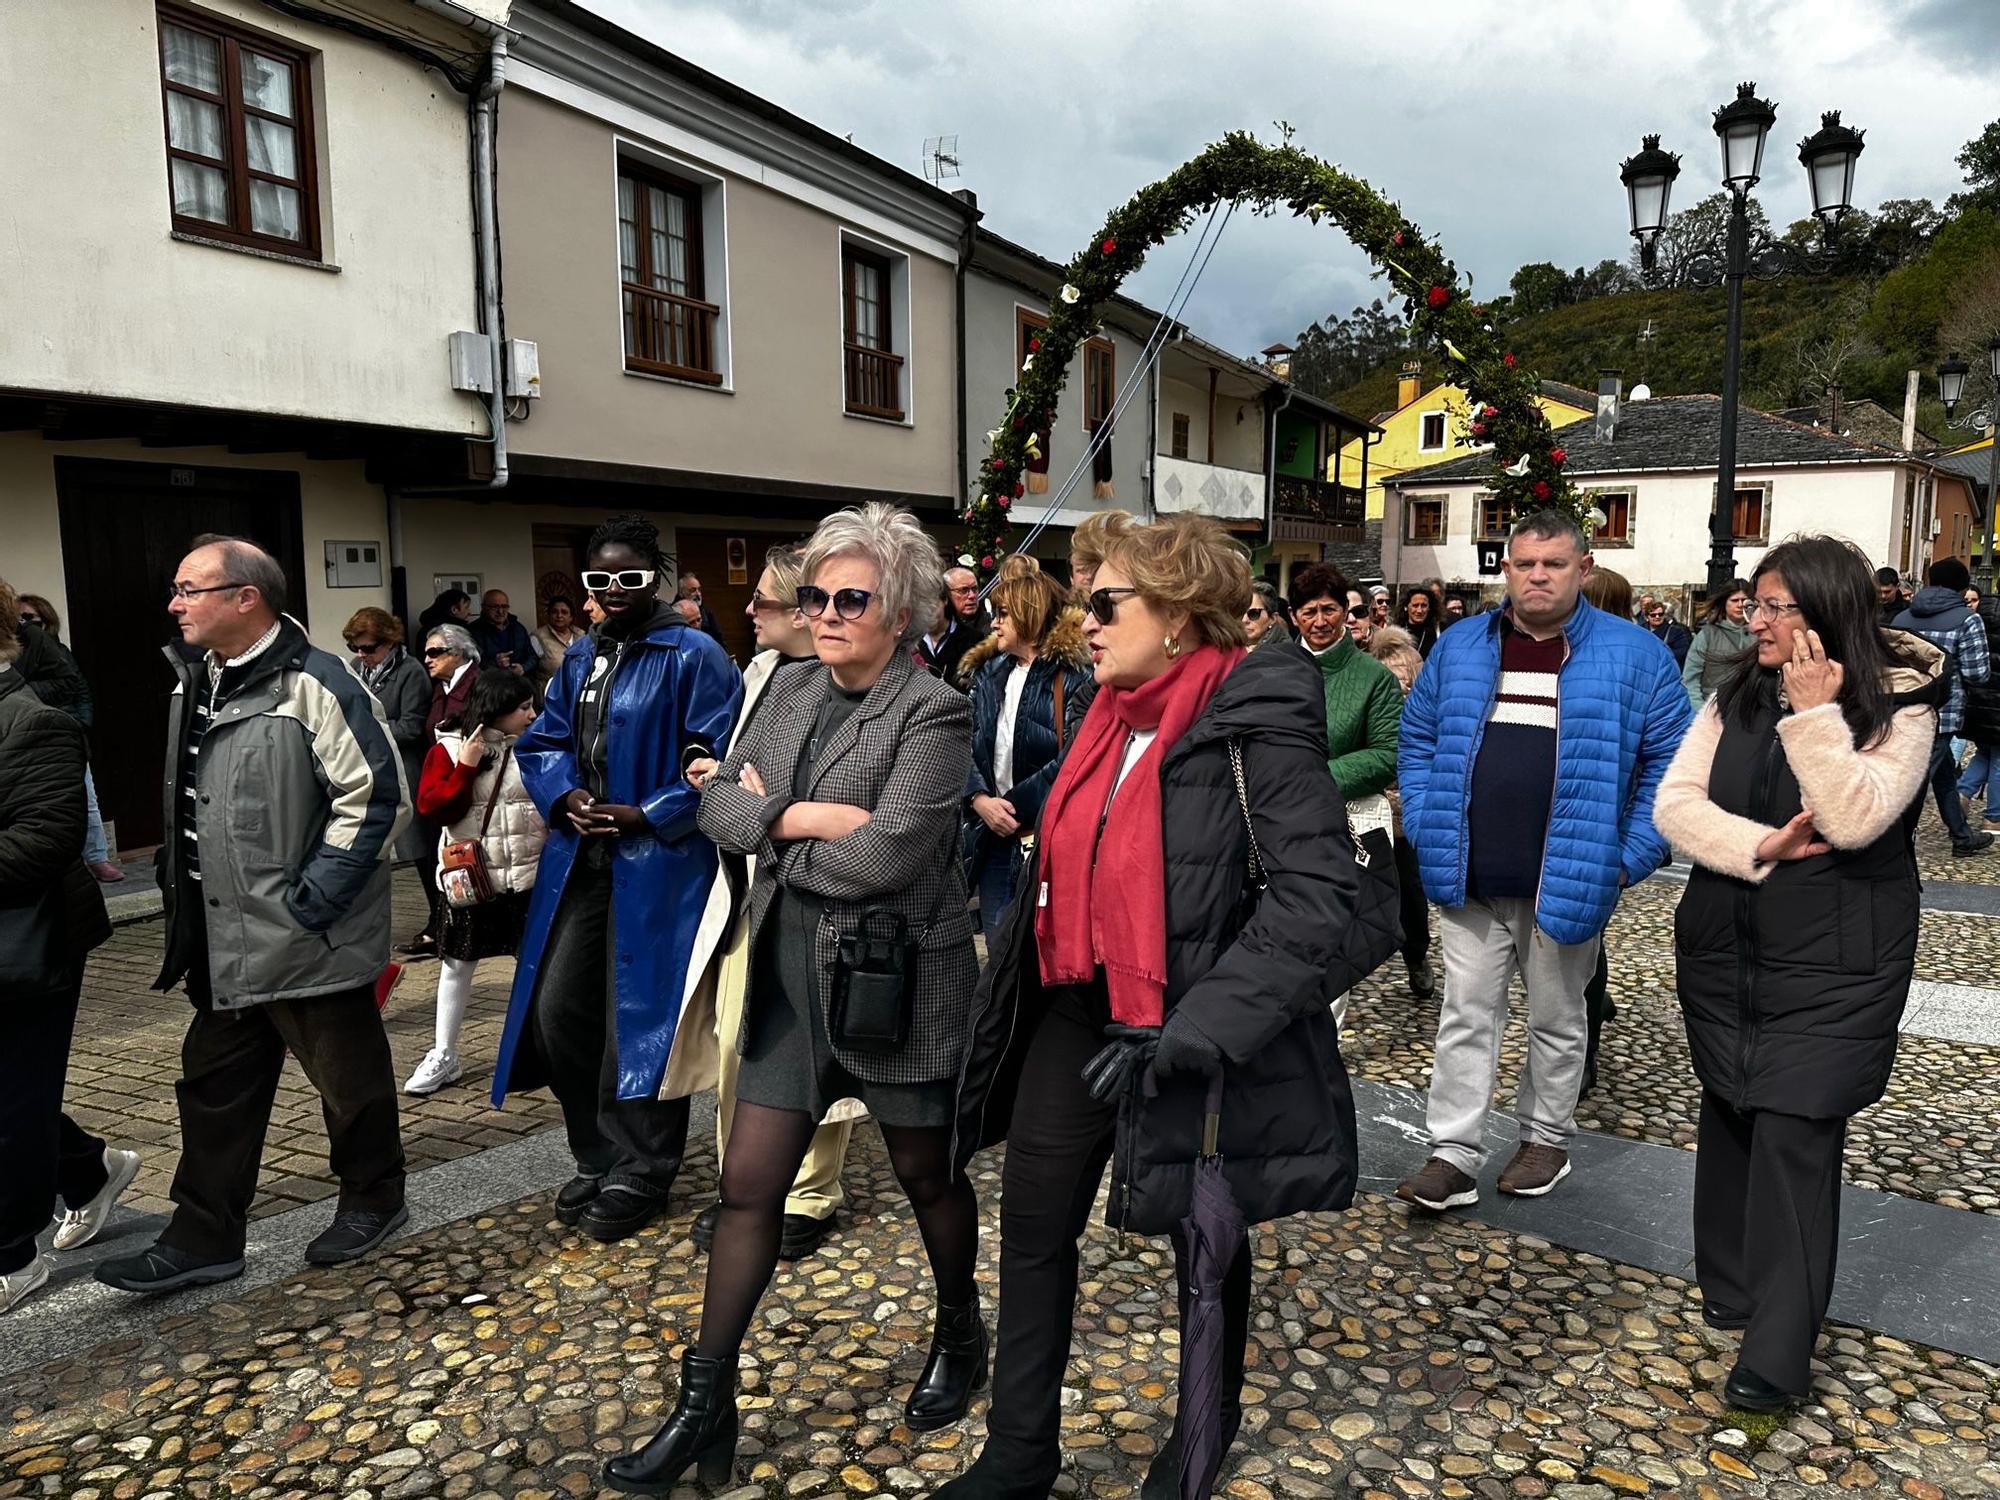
[
  {"x1": 1397, "y1": 596, "x2": 1692, "y2": 944},
  {"x1": 492, "y1": 615, "x2": 742, "y2": 1103}
]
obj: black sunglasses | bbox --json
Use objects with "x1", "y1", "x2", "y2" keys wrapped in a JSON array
[
  {"x1": 1086, "y1": 587, "x2": 1140, "y2": 625},
  {"x1": 1243, "y1": 607, "x2": 1268, "y2": 621},
  {"x1": 348, "y1": 640, "x2": 385, "y2": 654},
  {"x1": 797, "y1": 585, "x2": 874, "y2": 621},
  {"x1": 422, "y1": 646, "x2": 456, "y2": 659}
]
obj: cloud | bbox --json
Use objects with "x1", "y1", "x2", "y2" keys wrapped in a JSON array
[{"x1": 577, "y1": 0, "x2": 1997, "y2": 354}]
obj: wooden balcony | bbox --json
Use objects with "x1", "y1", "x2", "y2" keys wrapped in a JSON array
[
  {"x1": 1273, "y1": 474, "x2": 1366, "y2": 540},
  {"x1": 844, "y1": 342, "x2": 905, "y2": 421},
  {"x1": 624, "y1": 283, "x2": 723, "y2": 384}
]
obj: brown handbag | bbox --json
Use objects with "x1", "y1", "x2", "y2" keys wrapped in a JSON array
[{"x1": 440, "y1": 746, "x2": 511, "y2": 909}]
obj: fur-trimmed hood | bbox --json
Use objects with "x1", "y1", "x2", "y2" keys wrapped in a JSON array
[
  {"x1": 955, "y1": 605, "x2": 1091, "y2": 688},
  {"x1": 1882, "y1": 628, "x2": 1945, "y2": 698}
]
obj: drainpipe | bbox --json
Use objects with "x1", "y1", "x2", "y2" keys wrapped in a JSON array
[
  {"x1": 472, "y1": 34, "x2": 508, "y2": 492},
  {"x1": 953, "y1": 195, "x2": 975, "y2": 551},
  {"x1": 1263, "y1": 385, "x2": 1294, "y2": 559}
]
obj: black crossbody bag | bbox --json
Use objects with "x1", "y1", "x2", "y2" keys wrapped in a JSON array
[{"x1": 828, "y1": 909, "x2": 918, "y2": 1053}]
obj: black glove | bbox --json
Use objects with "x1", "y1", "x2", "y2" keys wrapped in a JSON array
[
  {"x1": 1081, "y1": 1024, "x2": 1159, "y2": 1103},
  {"x1": 1150, "y1": 1013, "x2": 1222, "y2": 1083}
]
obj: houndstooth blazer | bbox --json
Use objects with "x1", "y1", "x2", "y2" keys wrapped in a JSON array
[{"x1": 697, "y1": 650, "x2": 978, "y2": 1084}]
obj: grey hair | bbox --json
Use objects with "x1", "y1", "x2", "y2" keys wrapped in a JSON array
[
  {"x1": 426, "y1": 622, "x2": 478, "y2": 660},
  {"x1": 764, "y1": 543, "x2": 807, "y2": 601},
  {"x1": 1508, "y1": 509, "x2": 1590, "y2": 556},
  {"x1": 801, "y1": 502, "x2": 943, "y2": 647},
  {"x1": 190, "y1": 532, "x2": 288, "y2": 615}
]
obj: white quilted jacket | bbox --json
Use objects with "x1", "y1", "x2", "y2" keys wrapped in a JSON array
[{"x1": 433, "y1": 729, "x2": 547, "y2": 894}]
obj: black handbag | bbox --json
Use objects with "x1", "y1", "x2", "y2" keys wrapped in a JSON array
[
  {"x1": 828, "y1": 908, "x2": 917, "y2": 1054},
  {"x1": 1227, "y1": 739, "x2": 1401, "y2": 988}
]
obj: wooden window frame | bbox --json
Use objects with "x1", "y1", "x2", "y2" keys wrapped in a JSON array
[
  {"x1": 1418, "y1": 410, "x2": 1448, "y2": 453},
  {"x1": 1725, "y1": 481, "x2": 1772, "y2": 545},
  {"x1": 1589, "y1": 488, "x2": 1635, "y2": 549},
  {"x1": 1170, "y1": 412, "x2": 1190, "y2": 460},
  {"x1": 1083, "y1": 337, "x2": 1115, "y2": 433},
  {"x1": 1406, "y1": 494, "x2": 1448, "y2": 544},
  {"x1": 157, "y1": 4, "x2": 321, "y2": 259},
  {"x1": 842, "y1": 243, "x2": 904, "y2": 421},
  {"x1": 618, "y1": 161, "x2": 721, "y2": 385},
  {"x1": 1474, "y1": 491, "x2": 1510, "y2": 541}
]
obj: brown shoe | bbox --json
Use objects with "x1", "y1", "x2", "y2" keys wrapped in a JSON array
[
  {"x1": 1496, "y1": 1142, "x2": 1571, "y2": 1197},
  {"x1": 1395, "y1": 1156, "x2": 1478, "y2": 1212}
]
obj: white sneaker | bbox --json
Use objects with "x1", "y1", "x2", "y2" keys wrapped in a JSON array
[
  {"x1": 52, "y1": 1146, "x2": 143, "y2": 1251},
  {"x1": 403, "y1": 1048, "x2": 462, "y2": 1095},
  {"x1": 0, "y1": 1256, "x2": 50, "y2": 1314}
]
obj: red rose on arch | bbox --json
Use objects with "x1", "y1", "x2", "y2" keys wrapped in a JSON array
[
  {"x1": 981, "y1": 555, "x2": 994, "y2": 569},
  {"x1": 1101, "y1": 238, "x2": 1117, "y2": 254},
  {"x1": 1029, "y1": 337, "x2": 1042, "y2": 353},
  {"x1": 1532, "y1": 480, "x2": 1552, "y2": 501},
  {"x1": 1503, "y1": 353, "x2": 1517, "y2": 369},
  {"x1": 1013, "y1": 483, "x2": 1025, "y2": 498},
  {"x1": 1471, "y1": 423, "x2": 1488, "y2": 438},
  {"x1": 997, "y1": 495, "x2": 1011, "y2": 510},
  {"x1": 1549, "y1": 447, "x2": 1567, "y2": 466},
  {"x1": 1426, "y1": 285, "x2": 1450, "y2": 309}
]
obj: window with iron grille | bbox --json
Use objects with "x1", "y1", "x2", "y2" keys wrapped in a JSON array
[
  {"x1": 843, "y1": 244, "x2": 903, "y2": 420},
  {"x1": 618, "y1": 164, "x2": 720, "y2": 383},
  {"x1": 157, "y1": 6, "x2": 319, "y2": 258}
]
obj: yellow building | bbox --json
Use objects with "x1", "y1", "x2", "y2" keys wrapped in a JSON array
[{"x1": 1338, "y1": 363, "x2": 1596, "y2": 520}]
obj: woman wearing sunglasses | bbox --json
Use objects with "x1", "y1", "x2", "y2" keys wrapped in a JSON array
[
  {"x1": 607, "y1": 504, "x2": 981, "y2": 1494},
  {"x1": 941, "y1": 515, "x2": 1361, "y2": 1500},
  {"x1": 1654, "y1": 535, "x2": 1944, "y2": 1413},
  {"x1": 344, "y1": 607, "x2": 431, "y2": 869},
  {"x1": 959, "y1": 555, "x2": 1095, "y2": 945},
  {"x1": 492, "y1": 515, "x2": 742, "y2": 1246}
]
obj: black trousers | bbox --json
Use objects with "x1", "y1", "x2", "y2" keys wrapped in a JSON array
[
  {"x1": 0, "y1": 960, "x2": 109, "y2": 1275},
  {"x1": 1584, "y1": 944, "x2": 1614, "y2": 1061},
  {"x1": 985, "y1": 985, "x2": 1251, "y2": 1472},
  {"x1": 1392, "y1": 835, "x2": 1429, "y2": 970},
  {"x1": 416, "y1": 816, "x2": 446, "y2": 936},
  {"x1": 1693, "y1": 1090, "x2": 1846, "y2": 1395},
  {"x1": 163, "y1": 975, "x2": 406, "y2": 1260},
  {"x1": 532, "y1": 859, "x2": 690, "y2": 1196}
]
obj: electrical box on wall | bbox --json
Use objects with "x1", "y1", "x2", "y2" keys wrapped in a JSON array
[
  {"x1": 505, "y1": 339, "x2": 541, "y2": 399},
  {"x1": 325, "y1": 540, "x2": 384, "y2": 589},
  {"x1": 448, "y1": 331, "x2": 493, "y2": 394}
]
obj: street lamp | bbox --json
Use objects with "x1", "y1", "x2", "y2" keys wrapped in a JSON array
[
  {"x1": 1620, "y1": 83, "x2": 1863, "y2": 597},
  {"x1": 1937, "y1": 337, "x2": 2000, "y2": 584}
]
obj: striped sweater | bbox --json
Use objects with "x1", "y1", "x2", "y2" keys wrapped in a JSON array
[{"x1": 1466, "y1": 623, "x2": 1564, "y2": 900}]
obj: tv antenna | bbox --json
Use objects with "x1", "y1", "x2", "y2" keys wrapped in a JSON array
[
  {"x1": 1635, "y1": 317, "x2": 1657, "y2": 388},
  {"x1": 921, "y1": 135, "x2": 961, "y2": 186}
]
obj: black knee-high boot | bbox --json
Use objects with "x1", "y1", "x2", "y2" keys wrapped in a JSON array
[{"x1": 603, "y1": 1351, "x2": 739, "y2": 1495}]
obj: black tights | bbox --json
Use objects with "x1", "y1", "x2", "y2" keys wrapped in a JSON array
[{"x1": 694, "y1": 1101, "x2": 979, "y2": 1360}]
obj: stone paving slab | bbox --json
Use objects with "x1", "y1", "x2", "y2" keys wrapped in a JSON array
[
  {"x1": 1902, "y1": 983, "x2": 2000, "y2": 1047},
  {"x1": 8, "y1": 1127, "x2": 2000, "y2": 1500}
]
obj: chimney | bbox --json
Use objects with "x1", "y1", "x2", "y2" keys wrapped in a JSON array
[
  {"x1": 1396, "y1": 359, "x2": 1423, "y2": 410},
  {"x1": 1595, "y1": 370, "x2": 1624, "y2": 443},
  {"x1": 1903, "y1": 369, "x2": 1920, "y2": 451},
  {"x1": 1827, "y1": 382, "x2": 1845, "y2": 433},
  {"x1": 953, "y1": 188, "x2": 979, "y2": 214}
]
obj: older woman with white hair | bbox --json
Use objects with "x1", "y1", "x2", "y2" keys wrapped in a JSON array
[
  {"x1": 606, "y1": 504, "x2": 982, "y2": 1495},
  {"x1": 397, "y1": 620, "x2": 481, "y2": 958}
]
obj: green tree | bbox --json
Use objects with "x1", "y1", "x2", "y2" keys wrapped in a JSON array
[
  {"x1": 1509, "y1": 261, "x2": 1572, "y2": 317},
  {"x1": 1949, "y1": 120, "x2": 2000, "y2": 218},
  {"x1": 1866, "y1": 210, "x2": 2000, "y2": 362}
]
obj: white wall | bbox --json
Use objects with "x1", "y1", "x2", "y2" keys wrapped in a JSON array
[
  {"x1": 1383, "y1": 465, "x2": 1909, "y2": 588},
  {"x1": 1159, "y1": 375, "x2": 1264, "y2": 474},
  {"x1": 0, "y1": 0, "x2": 483, "y2": 436}
]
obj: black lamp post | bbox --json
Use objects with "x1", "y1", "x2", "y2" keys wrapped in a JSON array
[
  {"x1": 1937, "y1": 337, "x2": 2000, "y2": 584},
  {"x1": 1622, "y1": 84, "x2": 1865, "y2": 597}
]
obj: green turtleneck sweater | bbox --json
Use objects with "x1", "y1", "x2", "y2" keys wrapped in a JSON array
[{"x1": 1303, "y1": 635, "x2": 1403, "y2": 801}]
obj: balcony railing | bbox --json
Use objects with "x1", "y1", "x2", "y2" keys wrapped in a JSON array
[
  {"x1": 624, "y1": 283, "x2": 723, "y2": 384},
  {"x1": 845, "y1": 342, "x2": 905, "y2": 421},
  {"x1": 1274, "y1": 474, "x2": 1366, "y2": 529},
  {"x1": 1154, "y1": 453, "x2": 1265, "y2": 521}
]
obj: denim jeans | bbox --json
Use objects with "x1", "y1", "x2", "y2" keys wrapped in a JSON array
[
  {"x1": 82, "y1": 765, "x2": 110, "y2": 866},
  {"x1": 1959, "y1": 745, "x2": 2000, "y2": 824},
  {"x1": 1930, "y1": 735, "x2": 1979, "y2": 846}
]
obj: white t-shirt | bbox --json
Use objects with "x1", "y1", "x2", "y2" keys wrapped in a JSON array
[
  {"x1": 1112, "y1": 727, "x2": 1158, "y2": 796},
  {"x1": 992, "y1": 659, "x2": 1032, "y2": 795}
]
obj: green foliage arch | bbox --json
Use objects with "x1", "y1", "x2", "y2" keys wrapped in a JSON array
[{"x1": 965, "y1": 132, "x2": 1588, "y2": 576}]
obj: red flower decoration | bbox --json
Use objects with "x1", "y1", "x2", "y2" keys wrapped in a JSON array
[
  {"x1": 1549, "y1": 447, "x2": 1567, "y2": 466},
  {"x1": 1503, "y1": 352, "x2": 1517, "y2": 368},
  {"x1": 997, "y1": 495, "x2": 1011, "y2": 510},
  {"x1": 1426, "y1": 286, "x2": 1450, "y2": 309},
  {"x1": 981, "y1": 555, "x2": 994, "y2": 570},
  {"x1": 1532, "y1": 480, "x2": 1552, "y2": 501},
  {"x1": 1101, "y1": 238, "x2": 1117, "y2": 254},
  {"x1": 1391, "y1": 231, "x2": 1405, "y2": 247},
  {"x1": 1013, "y1": 483, "x2": 1025, "y2": 498},
  {"x1": 1029, "y1": 337, "x2": 1042, "y2": 352},
  {"x1": 1471, "y1": 423, "x2": 1488, "y2": 438}
]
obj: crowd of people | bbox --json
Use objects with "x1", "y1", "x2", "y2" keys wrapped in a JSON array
[{"x1": 0, "y1": 501, "x2": 1977, "y2": 1489}]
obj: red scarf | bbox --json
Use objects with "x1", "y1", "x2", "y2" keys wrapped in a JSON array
[{"x1": 1036, "y1": 644, "x2": 1244, "y2": 1024}]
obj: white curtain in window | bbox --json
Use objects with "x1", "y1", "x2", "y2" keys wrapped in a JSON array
[
  {"x1": 852, "y1": 260, "x2": 883, "y2": 348},
  {"x1": 245, "y1": 118, "x2": 296, "y2": 178},
  {"x1": 171, "y1": 160, "x2": 229, "y2": 224},
  {"x1": 647, "y1": 186, "x2": 688, "y2": 294},
  {"x1": 162, "y1": 24, "x2": 222, "y2": 92},
  {"x1": 167, "y1": 93, "x2": 224, "y2": 158},
  {"x1": 240, "y1": 50, "x2": 294, "y2": 116},
  {"x1": 249, "y1": 181, "x2": 301, "y2": 240},
  {"x1": 617, "y1": 177, "x2": 639, "y2": 283}
]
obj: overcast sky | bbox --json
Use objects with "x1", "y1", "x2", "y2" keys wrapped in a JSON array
[{"x1": 582, "y1": 0, "x2": 1998, "y2": 358}]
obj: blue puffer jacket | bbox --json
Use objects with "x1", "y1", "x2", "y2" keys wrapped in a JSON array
[{"x1": 1398, "y1": 596, "x2": 1693, "y2": 943}]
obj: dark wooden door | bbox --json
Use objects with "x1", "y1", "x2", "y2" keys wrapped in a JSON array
[
  {"x1": 530, "y1": 523, "x2": 593, "y2": 631},
  {"x1": 55, "y1": 457, "x2": 308, "y2": 852},
  {"x1": 675, "y1": 527, "x2": 802, "y2": 663}
]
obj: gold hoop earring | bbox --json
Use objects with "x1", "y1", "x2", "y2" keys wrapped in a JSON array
[{"x1": 1164, "y1": 635, "x2": 1181, "y2": 660}]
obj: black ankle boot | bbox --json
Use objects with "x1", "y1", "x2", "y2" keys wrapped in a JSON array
[
  {"x1": 905, "y1": 1297, "x2": 989, "y2": 1432},
  {"x1": 603, "y1": 1350, "x2": 739, "y2": 1495},
  {"x1": 1142, "y1": 1404, "x2": 1241, "y2": 1500}
]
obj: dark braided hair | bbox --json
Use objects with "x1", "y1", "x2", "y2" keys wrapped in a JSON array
[{"x1": 588, "y1": 513, "x2": 665, "y2": 570}]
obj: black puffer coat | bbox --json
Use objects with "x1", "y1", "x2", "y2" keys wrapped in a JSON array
[
  {"x1": 954, "y1": 646, "x2": 1361, "y2": 1234},
  {"x1": 1963, "y1": 597, "x2": 2000, "y2": 748},
  {"x1": 961, "y1": 609, "x2": 1095, "y2": 837},
  {"x1": 0, "y1": 667, "x2": 111, "y2": 984},
  {"x1": 1671, "y1": 656, "x2": 1943, "y2": 1119}
]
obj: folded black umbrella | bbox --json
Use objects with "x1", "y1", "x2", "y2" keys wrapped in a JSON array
[{"x1": 1177, "y1": 1075, "x2": 1245, "y2": 1500}]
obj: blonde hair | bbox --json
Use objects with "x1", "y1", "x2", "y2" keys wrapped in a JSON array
[
  {"x1": 1368, "y1": 623, "x2": 1423, "y2": 682},
  {"x1": 989, "y1": 554, "x2": 1067, "y2": 647},
  {"x1": 1069, "y1": 509, "x2": 1133, "y2": 578},
  {"x1": 1580, "y1": 566, "x2": 1633, "y2": 619},
  {"x1": 802, "y1": 502, "x2": 942, "y2": 647},
  {"x1": 1101, "y1": 514, "x2": 1251, "y2": 649}
]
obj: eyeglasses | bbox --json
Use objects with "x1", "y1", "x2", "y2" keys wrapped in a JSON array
[
  {"x1": 1743, "y1": 599, "x2": 1804, "y2": 621},
  {"x1": 1086, "y1": 587, "x2": 1139, "y2": 625},
  {"x1": 1242, "y1": 607, "x2": 1268, "y2": 621},
  {"x1": 581, "y1": 569, "x2": 656, "y2": 592},
  {"x1": 748, "y1": 592, "x2": 794, "y2": 614},
  {"x1": 1294, "y1": 603, "x2": 1344, "y2": 622},
  {"x1": 168, "y1": 580, "x2": 245, "y2": 601},
  {"x1": 798, "y1": 585, "x2": 875, "y2": 621},
  {"x1": 348, "y1": 640, "x2": 384, "y2": 654},
  {"x1": 422, "y1": 646, "x2": 456, "y2": 659}
]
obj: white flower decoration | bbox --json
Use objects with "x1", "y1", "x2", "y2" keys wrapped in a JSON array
[
  {"x1": 1060, "y1": 283, "x2": 1081, "y2": 304},
  {"x1": 1586, "y1": 507, "x2": 1609, "y2": 531},
  {"x1": 1022, "y1": 355, "x2": 1035, "y2": 371},
  {"x1": 1503, "y1": 454, "x2": 1531, "y2": 477}
]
